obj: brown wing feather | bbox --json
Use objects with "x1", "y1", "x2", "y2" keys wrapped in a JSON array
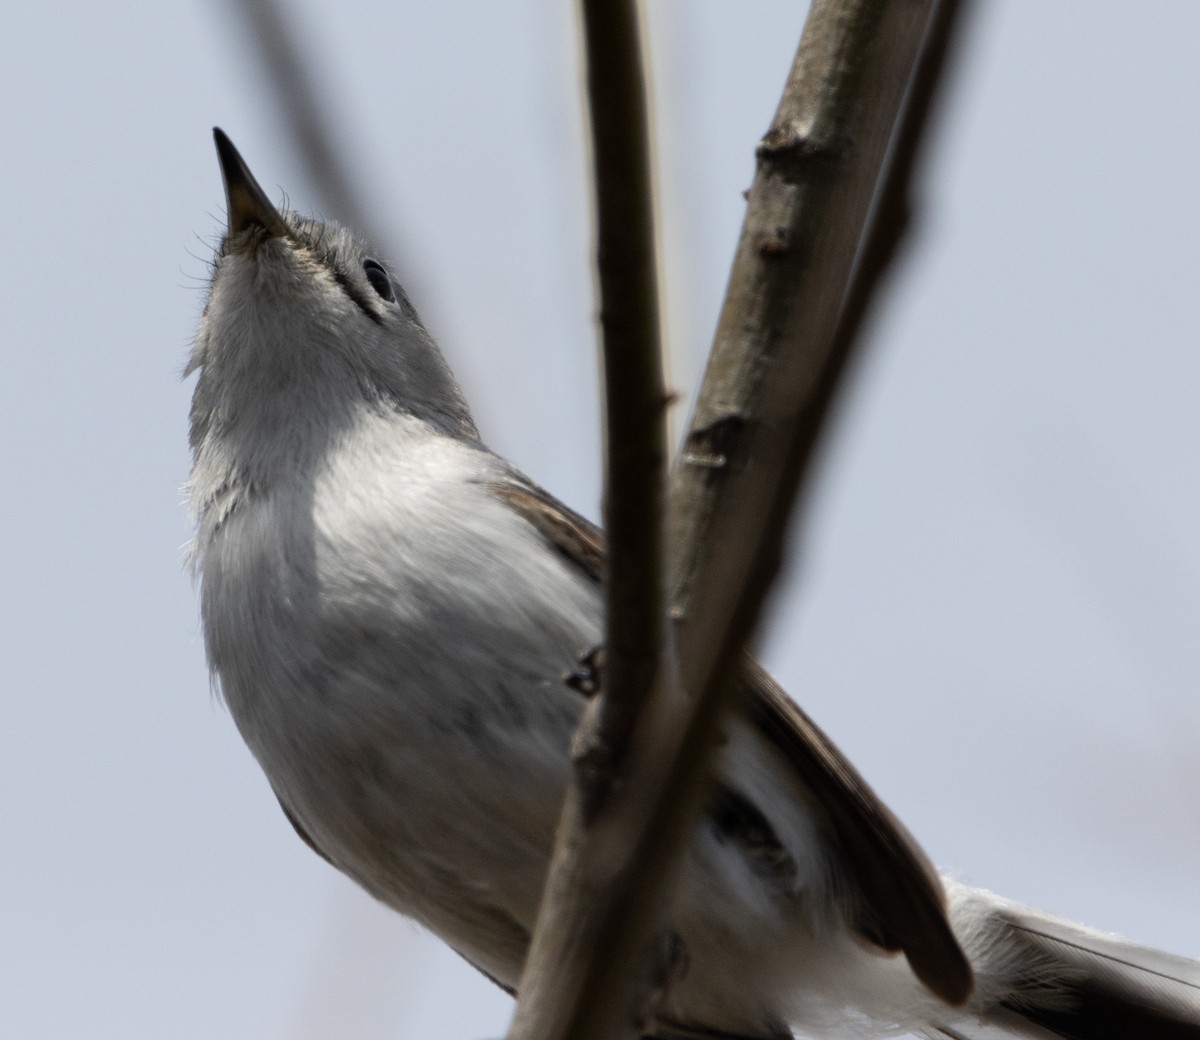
[
  {"x1": 740, "y1": 664, "x2": 972, "y2": 1005},
  {"x1": 489, "y1": 481, "x2": 604, "y2": 583},
  {"x1": 486, "y1": 478, "x2": 972, "y2": 1006}
]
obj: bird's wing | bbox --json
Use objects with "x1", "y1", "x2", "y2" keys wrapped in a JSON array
[
  {"x1": 487, "y1": 476, "x2": 972, "y2": 1007},
  {"x1": 741, "y1": 662, "x2": 970, "y2": 1005}
]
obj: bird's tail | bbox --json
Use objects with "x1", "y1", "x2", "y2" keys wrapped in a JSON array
[{"x1": 928, "y1": 883, "x2": 1200, "y2": 1040}]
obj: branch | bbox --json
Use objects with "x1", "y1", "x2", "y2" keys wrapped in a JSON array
[
  {"x1": 514, "y1": 2, "x2": 968, "y2": 1039},
  {"x1": 509, "y1": 0, "x2": 670, "y2": 1036},
  {"x1": 669, "y1": 0, "x2": 963, "y2": 612},
  {"x1": 584, "y1": 0, "x2": 669, "y2": 781},
  {"x1": 216, "y1": 0, "x2": 377, "y2": 241}
]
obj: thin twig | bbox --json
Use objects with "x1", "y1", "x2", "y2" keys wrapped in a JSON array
[
  {"x1": 513, "y1": 2, "x2": 968, "y2": 1039},
  {"x1": 584, "y1": 0, "x2": 669, "y2": 785},
  {"x1": 509, "y1": 0, "x2": 669, "y2": 1036},
  {"x1": 216, "y1": 0, "x2": 377, "y2": 241}
]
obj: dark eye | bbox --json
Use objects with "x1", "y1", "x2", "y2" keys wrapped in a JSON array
[{"x1": 363, "y1": 259, "x2": 396, "y2": 303}]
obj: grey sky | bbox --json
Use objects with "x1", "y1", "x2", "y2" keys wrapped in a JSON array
[{"x1": 1, "y1": 2, "x2": 1196, "y2": 1038}]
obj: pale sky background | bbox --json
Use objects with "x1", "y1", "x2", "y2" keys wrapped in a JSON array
[{"x1": 1, "y1": 3, "x2": 1198, "y2": 1038}]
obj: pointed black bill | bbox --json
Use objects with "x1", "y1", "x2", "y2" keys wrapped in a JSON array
[{"x1": 213, "y1": 128, "x2": 292, "y2": 239}]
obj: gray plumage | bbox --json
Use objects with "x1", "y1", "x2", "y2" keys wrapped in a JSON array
[{"x1": 186, "y1": 129, "x2": 1200, "y2": 1039}]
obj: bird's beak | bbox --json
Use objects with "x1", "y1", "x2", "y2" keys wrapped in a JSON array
[{"x1": 213, "y1": 127, "x2": 293, "y2": 240}]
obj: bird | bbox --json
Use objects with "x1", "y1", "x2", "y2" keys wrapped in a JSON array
[{"x1": 186, "y1": 128, "x2": 1200, "y2": 1040}]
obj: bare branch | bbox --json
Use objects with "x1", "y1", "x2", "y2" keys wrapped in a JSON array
[
  {"x1": 670, "y1": 0, "x2": 953, "y2": 611},
  {"x1": 825, "y1": 0, "x2": 971, "y2": 379},
  {"x1": 670, "y1": 0, "x2": 973, "y2": 695},
  {"x1": 216, "y1": 0, "x2": 376, "y2": 238},
  {"x1": 509, "y1": 0, "x2": 670, "y2": 1036},
  {"x1": 514, "y1": 2, "x2": 968, "y2": 1039},
  {"x1": 636, "y1": 6, "x2": 975, "y2": 1006},
  {"x1": 584, "y1": 0, "x2": 669, "y2": 784}
]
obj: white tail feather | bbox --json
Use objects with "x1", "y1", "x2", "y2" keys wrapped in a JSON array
[{"x1": 935, "y1": 883, "x2": 1200, "y2": 1040}]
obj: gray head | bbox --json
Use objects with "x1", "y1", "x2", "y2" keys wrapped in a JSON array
[{"x1": 188, "y1": 129, "x2": 478, "y2": 496}]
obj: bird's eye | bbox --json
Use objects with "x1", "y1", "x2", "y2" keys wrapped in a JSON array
[{"x1": 363, "y1": 259, "x2": 396, "y2": 303}]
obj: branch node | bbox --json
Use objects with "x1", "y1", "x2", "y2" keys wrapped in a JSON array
[
  {"x1": 680, "y1": 450, "x2": 727, "y2": 470},
  {"x1": 757, "y1": 226, "x2": 792, "y2": 258},
  {"x1": 681, "y1": 414, "x2": 748, "y2": 471},
  {"x1": 755, "y1": 122, "x2": 843, "y2": 179}
]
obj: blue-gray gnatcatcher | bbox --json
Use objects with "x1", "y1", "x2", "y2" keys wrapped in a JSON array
[{"x1": 186, "y1": 129, "x2": 1200, "y2": 1039}]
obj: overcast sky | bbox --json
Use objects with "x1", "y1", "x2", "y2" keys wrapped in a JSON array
[{"x1": 1, "y1": 3, "x2": 1197, "y2": 1038}]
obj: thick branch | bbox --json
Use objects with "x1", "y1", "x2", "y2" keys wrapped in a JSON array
[
  {"x1": 514, "y1": 2, "x2": 966, "y2": 1040},
  {"x1": 654, "y1": 7, "x2": 970, "y2": 996},
  {"x1": 671, "y1": 0, "x2": 934, "y2": 603},
  {"x1": 671, "y1": 0, "x2": 972, "y2": 669},
  {"x1": 663, "y1": 0, "x2": 970, "y2": 980}
]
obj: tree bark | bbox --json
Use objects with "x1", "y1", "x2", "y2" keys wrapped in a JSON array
[{"x1": 511, "y1": 3, "x2": 967, "y2": 1040}]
